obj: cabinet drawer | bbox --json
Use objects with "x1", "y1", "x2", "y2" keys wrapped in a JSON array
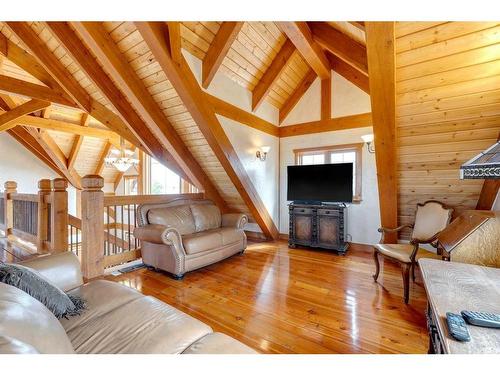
[
  {"x1": 293, "y1": 207, "x2": 313, "y2": 215},
  {"x1": 317, "y1": 208, "x2": 339, "y2": 217}
]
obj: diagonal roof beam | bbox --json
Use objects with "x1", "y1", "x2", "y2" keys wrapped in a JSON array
[
  {"x1": 277, "y1": 22, "x2": 330, "y2": 79},
  {"x1": 327, "y1": 53, "x2": 370, "y2": 94},
  {"x1": 309, "y1": 22, "x2": 368, "y2": 75},
  {"x1": 202, "y1": 22, "x2": 243, "y2": 89},
  {"x1": 0, "y1": 98, "x2": 50, "y2": 131},
  {"x1": 4, "y1": 22, "x2": 143, "y2": 152},
  {"x1": 252, "y1": 39, "x2": 295, "y2": 111},
  {"x1": 136, "y1": 22, "x2": 279, "y2": 240},
  {"x1": 279, "y1": 68, "x2": 317, "y2": 124},
  {"x1": 65, "y1": 21, "x2": 227, "y2": 210},
  {"x1": 94, "y1": 142, "x2": 112, "y2": 176},
  {"x1": 349, "y1": 22, "x2": 366, "y2": 32}
]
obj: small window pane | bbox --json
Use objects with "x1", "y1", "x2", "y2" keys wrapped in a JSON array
[
  {"x1": 344, "y1": 152, "x2": 356, "y2": 162},
  {"x1": 330, "y1": 153, "x2": 343, "y2": 163}
]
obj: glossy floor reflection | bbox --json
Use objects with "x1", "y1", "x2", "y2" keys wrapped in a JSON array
[{"x1": 106, "y1": 241, "x2": 429, "y2": 353}]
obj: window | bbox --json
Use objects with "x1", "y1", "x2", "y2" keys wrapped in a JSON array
[
  {"x1": 145, "y1": 155, "x2": 198, "y2": 194},
  {"x1": 294, "y1": 143, "x2": 363, "y2": 202}
]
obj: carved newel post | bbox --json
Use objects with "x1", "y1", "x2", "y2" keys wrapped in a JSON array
[
  {"x1": 50, "y1": 178, "x2": 68, "y2": 253},
  {"x1": 37, "y1": 179, "x2": 51, "y2": 253},
  {"x1": 81, "y1": 175, "x2": 105, "y2": 279},
  {"x1": 3, "y1": 181, "x2": 17, "y2": 240}
]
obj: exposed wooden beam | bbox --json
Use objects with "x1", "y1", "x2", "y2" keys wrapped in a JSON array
[
  {"x1": 206, "y1": 93, "x2": 279, "y2": 137},
  {"x1": 0, "y1": 74, "x2": 76, "y2": 107},
  {"x1": 166, "y1": 22, "x2": 182, "y2": 63},
  {"x1": 279, "y1": 112, "x2": 372, "y2": 137},
  {"x1": 95, "y1": 142, "x2": 112, "y2": 175},
  {"x1": 67, "y1": 113, "x2": 90, "y2": 169},
  {"x1": 67, "y1": 21, "x2": 227, "y2": 210},
  {"x1": 309, "y1": 22, "x2": 368, "y2": 75},
  {"x1": 365, "y1": 22, "x2": 398, "y2": 243},
  {"x1": 277, "y1": 22, "x2": 330, "y2": 79},
  {"x1": 4, "y1": 22, "x2": 143, "y2": 151},
  {"x1": 0, "y1": 99, "x2": 50, "y2": 131},
  {"x1": 279, "y1": 69, "x2": 317, "y2": 124},
  {"x1": 43, "y1": 22, "x2": 191, "y2": 185},
  {"x1": 321, "y1": 77, "x2": 331, "y2": 120},
  {"x1": 0, "y1": 32, "x2": 69, "y2": 92},
  {"x1": 327, "y1": 53, "x2": 370, "y2": 94},
  {"x1": 202, "y1": 22, "x2": 243, "y2": 89},
  {"x1": 349, "y1": 22, "x2": 366, "y2": 32},
  {"x1": 2, "y1": 113, "x2": 120, "y2": 144},
  {"x1": 252, "y1": 39, "x2": 295, "y2": 111},
  {"x1": 137, "y1": 22, "x2": 279, "y2": 240}
]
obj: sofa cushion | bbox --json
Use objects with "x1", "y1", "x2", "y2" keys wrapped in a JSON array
[
  {"x1": 182, "y1": 229, "x2": 223, "y2": 255},
  {"x1": 182, "y1": 332, "x2": 256, "y2": 354},
  {"x1": 148, "y1": 204, "x2": 195, "y2": 235},
  {"x1": 66, "y1": 294, "x2": 212, "y2": 354},
  {"x1": 61, "y1": 280, "x2": 144, "y2": 332},
  {"x1": 190, "y1": 204, "x2": 221, "y2": 232},
  {"x1": 218, "y1": 227, "x2": 246, "y2": 246},
  {"x1": 0, "y1": 282, "x2": 75, "y2": 354}
]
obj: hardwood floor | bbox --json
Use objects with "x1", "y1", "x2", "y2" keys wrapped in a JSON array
[{"x1": 107, "y1": 241, "x2": 429, "y2": 354}]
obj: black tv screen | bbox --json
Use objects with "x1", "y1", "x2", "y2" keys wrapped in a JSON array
[{"x1": 287, "y1": 163, "x2": 353, "y2": 203}]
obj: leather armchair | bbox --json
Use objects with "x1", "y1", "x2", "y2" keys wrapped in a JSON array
[{"x1": 134, "y1": 199, "x2": 248, "y2": 279}]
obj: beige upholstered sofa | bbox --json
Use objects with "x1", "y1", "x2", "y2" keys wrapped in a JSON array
[
  {"x1": 0, "y1": 252, "x2": 256, "y2": 354},
  {"x1": 134, "y1": 198, "x2": 247, "y2": 279}
]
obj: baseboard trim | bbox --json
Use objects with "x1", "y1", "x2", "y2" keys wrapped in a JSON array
[{"x1": 244, "y1": 230, "x2": 268, "y2": 242}]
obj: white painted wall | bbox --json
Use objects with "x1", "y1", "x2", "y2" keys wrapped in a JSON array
[
  {"x1": 183, "y1": 51, "x2": 280, "y2": 232},
  {"x1": 0, "y1": 133, "x2": 77, "y2": 215},
  {"x1": 279, "y1": 70, "x2": 379, "y2": 245}
]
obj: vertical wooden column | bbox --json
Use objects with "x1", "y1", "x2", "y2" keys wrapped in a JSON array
[
  {"x1": 50, "y1": 178, "x2": 68, "y2": 253},
  {"x1": 321, "y1": 77, "x2": 331, "y2": 120},
  {"x1": 3, "y1": 181, "x2": 17, "y2": 240},
  {"x1": 37, "y1": 179, "x2": 51, "y2": 253},
  {"x1": 81, "y1": 175, "x2": 104, "y2": 279},
  {"x1": 366, "y1": 22, "x2": 398, "y2": 243}
]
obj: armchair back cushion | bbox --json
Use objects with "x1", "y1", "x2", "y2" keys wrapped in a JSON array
[
  {"x1": 148, "y1": 204, "x2": 196, "y2": 235},
  {"x1": 412, "y1": 201, "x2": 453, "y2": 241},
  {"x1": 190, "y1": 204, "x2": 221, "y2": 232}
]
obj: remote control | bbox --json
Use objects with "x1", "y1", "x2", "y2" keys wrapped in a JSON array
[
  {"x1": 446, "y1": 312, "x2": 470, "y2": 342},
  {"x1": 461, "y1": 311, "x2": 500, "y2": 329}
]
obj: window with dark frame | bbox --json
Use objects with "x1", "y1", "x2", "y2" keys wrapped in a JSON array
[{"x1": 294, "y1": 143, "x2": 363, "y2": 202}]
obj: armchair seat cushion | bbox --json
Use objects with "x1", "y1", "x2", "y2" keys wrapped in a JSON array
[{"x1": 374, "y1": 244, "x2": 441, "y2": 263}]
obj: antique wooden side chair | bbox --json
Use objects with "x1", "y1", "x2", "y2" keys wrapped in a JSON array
[{"x1": 372, "y1": 200, "x2": 453, "y2": 304}]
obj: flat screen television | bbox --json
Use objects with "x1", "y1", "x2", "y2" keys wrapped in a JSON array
[{"x1": 287, "y1": 163, "x2": 353, "y2": 203}]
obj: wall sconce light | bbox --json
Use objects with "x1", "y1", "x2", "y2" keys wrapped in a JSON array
[
  {"x1": 256, "y1": 146, "x2": 270, "y2": 162},
  {"x1": 361, "y1": 134, "x2": 375, "y2": 153}
]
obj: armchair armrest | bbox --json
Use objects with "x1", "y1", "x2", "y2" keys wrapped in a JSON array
[
  {"x1": 20, "y1": 252, "x2": 83, "y2": 292},
  {"x1": 377, "y1": 224, "x2": 414, "y2": 244},
  {"x1": 222, "y1": 213, "x2": 248, "y2": 229},
  {"x1": 134, "y1": 225, "x2": 186, "y2": 254}
]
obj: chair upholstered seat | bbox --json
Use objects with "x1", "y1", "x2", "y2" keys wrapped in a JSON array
[{"x1": 374, "y1": 244, "x2": 442, "y2": 263}]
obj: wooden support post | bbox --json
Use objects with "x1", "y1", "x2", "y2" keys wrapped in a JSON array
[
  {"x1": 81, "y1": 175, "x2": 104, "y2": 279},
  {"x1": 50, "y1": 178, "x2": 68, "y2": 253},
  {"x1": 37, "y1": 179, "x2": 51, "y2": 253},
  {"x1": 3, "y1": 181, "x2": 17, "y2": 240}
]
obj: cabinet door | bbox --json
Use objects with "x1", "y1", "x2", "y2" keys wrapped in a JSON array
[
  {"x1": 317, "y1": 214, "x2": 339, "y2": 248},
  {"x1": 292, "y1": 214, "x2": 314, "y2": 243}
]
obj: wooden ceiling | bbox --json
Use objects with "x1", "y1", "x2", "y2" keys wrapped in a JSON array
[{"x1": 0, "y1": 21, "x2": 368, "y2": 238}]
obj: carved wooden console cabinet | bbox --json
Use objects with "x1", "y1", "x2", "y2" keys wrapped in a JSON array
[{"x1": 288, "y1": 203, "x2": 348, "y2": 254}]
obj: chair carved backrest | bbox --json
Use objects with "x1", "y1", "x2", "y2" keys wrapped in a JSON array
[{"x1": 411, "y1": 201, "x2": 453, "y2": 243}]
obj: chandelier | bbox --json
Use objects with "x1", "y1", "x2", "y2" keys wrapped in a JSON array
[{"x1": 105, "y1": 138, "x2": 139, "y2": 172}]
